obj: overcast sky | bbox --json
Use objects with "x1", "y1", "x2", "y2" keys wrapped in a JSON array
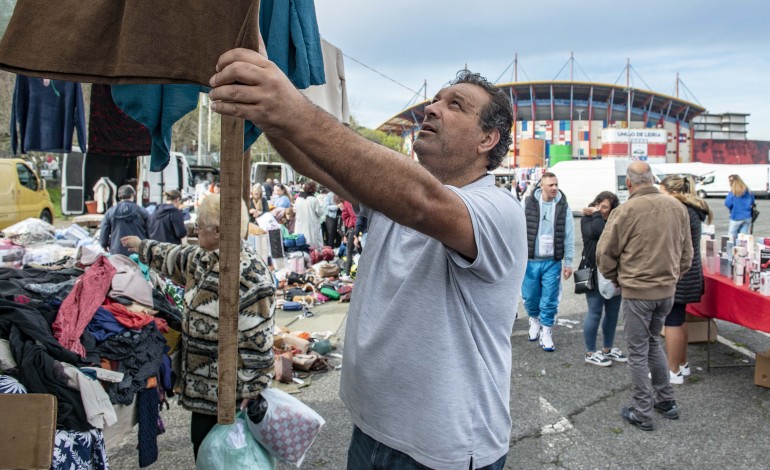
[{"x1": 315, "y1": 1, "x2": 770, "y2": 140}]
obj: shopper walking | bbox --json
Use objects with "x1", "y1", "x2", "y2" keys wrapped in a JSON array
[
  {"x1": 148, "y1": 189, "x2": 187, "y2": 245},
  {"x1": 522, "y1": 172, "x2": 575, "y2": 352},
  {"x1": 725, "y1": 174, "x2": 755, "y2": 239}
]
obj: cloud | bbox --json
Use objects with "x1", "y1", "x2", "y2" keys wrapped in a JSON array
[{"x1": 316, "y1": 1, "x2": 770, "y2": 139}]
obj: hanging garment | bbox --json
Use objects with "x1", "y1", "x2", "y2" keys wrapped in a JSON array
[
  {"x1": 10, "y1": 75, "x2": 87, "y2": 154},
  {"x1": 260, "y1": 0, "x2": 325, "y2": 89},
  {"x1": 0, "y1": 0, "x2": 261, "y2": 86},
  {"x1": 92, "y1": 177, "x2": 118, "y2": 214},
  {"x1": 88, "y1": 83, "x2": 152, "y2": 157},
  {"x1": 53, "y1": 256, "x2": 116, "y2": 357},
  {"x1": 109, "y1": 0, "x2": 325, "y2": 171},
  {"x1": 300, "y1": 38, "x2": 350, "y2": 124},
  {"x1": 62, "y1": 363, "x2": 118, "y2": 429},
  {"x1": 136, "y1": 387, "x2": 160, "y2": 468}
]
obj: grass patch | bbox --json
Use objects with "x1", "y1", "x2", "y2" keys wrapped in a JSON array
[
  {"x1": 610, "y1": 427, "x2": 623, "y2": 434},
  {"x1": 47, "y1": 185, "x2": 63, "y2": 219}
]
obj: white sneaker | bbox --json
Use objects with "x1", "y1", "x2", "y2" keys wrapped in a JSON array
[
  {"x1": 669, "y1": 369, "x2": 684, "y2": 385},
  {"x1": 540, "y1": 326, "x2": 555, "y2": 351},
  {"x1": 528, "y1": 317, "x2": 541, "y2": 341},
  {"x1": 603, "y1": 348, "x2": 628, "y2": 363},
  {"x1": 679, "y1": 362, "x2": 691, "y2": 376},
  {"x1": 585, "y1": 351, "x2": 612, "y2": 367}
]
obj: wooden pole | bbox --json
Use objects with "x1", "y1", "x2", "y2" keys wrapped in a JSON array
[{"x1": 217, "y1": 115, "x2": 245, "y2": 424}]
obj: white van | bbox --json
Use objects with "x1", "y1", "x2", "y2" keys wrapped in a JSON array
[
  {"x1": 61, "y1": 151, "x2": 192, "y2": 215},
  {"x1": 694, "y1": 164, "x2": 770, "y2": 198},
  {"x1": 250, "y1": 162, "x2": 296, "y2": 185},
  {"x1": 137, "y1": 152, "x2": 193, "y2": 207},
  {"x1": 549, "y1": 159, "x2": 631, "y2": 214}
]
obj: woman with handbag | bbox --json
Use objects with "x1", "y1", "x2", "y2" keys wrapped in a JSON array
[
  {"x1": 659, "y1": 175, "x2": 712, "y2": 384},
  {"x1": 725, "y1": 174, "x2": 755, "y2": 239},
  {"x1": 580, "y1": 191, "x2": 627, "y2": 367}
]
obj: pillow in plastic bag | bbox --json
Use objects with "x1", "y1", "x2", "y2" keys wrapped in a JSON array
[{"x1": 247, "y1": 388, "x2": 325, "y2": 467}]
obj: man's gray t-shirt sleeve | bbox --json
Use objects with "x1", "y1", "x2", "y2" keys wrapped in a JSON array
[{"x1": 445, "y1": 185, "x2": 525, "y2": 283}]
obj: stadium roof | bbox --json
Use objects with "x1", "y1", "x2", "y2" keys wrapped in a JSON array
[{"x1": 377, "y1": 81, "x2": 706, "y2": 135}]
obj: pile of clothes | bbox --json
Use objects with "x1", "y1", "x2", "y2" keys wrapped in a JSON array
[{"x1": 0, "y1": 246, "x2": 183, "y2": 469}]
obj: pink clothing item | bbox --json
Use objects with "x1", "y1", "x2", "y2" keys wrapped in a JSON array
[
  {"x1": 107, "y1": 254, "x2": 154, "y2": 307},
  {"x1": 53, "y1": 255, "x2": 116, "y2": 356},
  {"x1": 102, "y1": 299, "x2": 154, "y2": 329}
]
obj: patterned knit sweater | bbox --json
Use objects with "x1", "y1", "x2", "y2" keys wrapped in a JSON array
[{"x1": 138, "y1": 240, "x2": 275, "y2": 415}]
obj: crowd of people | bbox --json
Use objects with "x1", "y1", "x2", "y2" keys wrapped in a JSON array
[{"x1": 90, "y1": 45, "x2": 757, "y2": 468}]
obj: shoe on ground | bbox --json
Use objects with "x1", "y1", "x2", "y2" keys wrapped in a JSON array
[
  {"x1": 540, "y1": 326, "x2": 555, "y2": 352},
  {"x1": 585, "y1": 351, "x2": 612, "y2": 367},
  {"x1": 654, "y1": 400, "x2": 680, "y2": 420},
  {"x1": 528, "y1": 316, "x2": 541, "y2": 341},
  {"x1": 602, "y1": 348, "x2": 628, "y2": 363},
  {"x1": 679, "y1": 362, "x2": 691, "y2": 376},
  {"x1": 669, "y1": 369, "x2": 684, "y2": 385},
  {"x1": 621, "y1": 406, "x2": 653, "y2": 431}
]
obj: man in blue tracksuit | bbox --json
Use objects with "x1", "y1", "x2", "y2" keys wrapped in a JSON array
[{"x1": 522, "y1": 172, "x2": 574, "y2": 351}]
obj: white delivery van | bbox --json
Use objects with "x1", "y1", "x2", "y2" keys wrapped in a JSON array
[
  {"x1": 62, "y1": 151, "x2": 192, "y2": 215},
  {"x1": 549, "y1": 159, "x2": 631, "y2": 214},
  {"x1": 694, "y1": 164, "x2": 770, "y2": 198},
  {"x1": 250, "y1": 162, "x2": 296, "y2": 185},
  {"x1": 137, "y1": 152, "x2": 193, "y2": 207}
]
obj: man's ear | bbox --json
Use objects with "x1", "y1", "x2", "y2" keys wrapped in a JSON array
[{"x1": 478, "y1": 128, "x2": 500, "y2": 155}]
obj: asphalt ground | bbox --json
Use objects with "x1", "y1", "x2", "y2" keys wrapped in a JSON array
[{"x1": 108, "y1": 197, "x2": 770, "y2": 469}]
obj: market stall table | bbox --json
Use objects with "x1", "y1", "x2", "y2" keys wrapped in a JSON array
[{"x1": 687, "y1": 269, "x2": 770, "y2": 369}]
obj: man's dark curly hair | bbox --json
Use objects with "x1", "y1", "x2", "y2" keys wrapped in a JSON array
[{"x1": 450, "y1": 70, "x2": 513, "y2": 170}]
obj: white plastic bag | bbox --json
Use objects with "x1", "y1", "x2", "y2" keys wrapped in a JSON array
[
  {"x1": 1, "y1": 218, "x2": 55, "y2": 246},
  {"x1": 247, "y1": 388, "x2": 325, "y2": 467},
  {"x1": 597, "y1": 270, "x2": 621, "y2": 300}
]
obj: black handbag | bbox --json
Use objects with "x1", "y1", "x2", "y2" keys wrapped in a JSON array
[
  {"x1": 752, "y1": 204, "x2": 760, "y2": 223},
  {"x1": 574, "y1": 267, "x2": 594, "y2": 294}
]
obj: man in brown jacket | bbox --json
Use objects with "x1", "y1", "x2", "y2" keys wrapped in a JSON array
[{"x1": 596, "y1": 161, "x2": 693, "y2": 431}]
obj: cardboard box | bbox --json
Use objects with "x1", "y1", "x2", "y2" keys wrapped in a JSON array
[
  {"x1": 0, "y1": 394, "x2": 57, "y2": 469},
  {"x1": 662, "y1": 315, "x2": 717, "y2": 343},
  {"x1": 755, "y1": 349, "x2": 770, "y2": 389}
]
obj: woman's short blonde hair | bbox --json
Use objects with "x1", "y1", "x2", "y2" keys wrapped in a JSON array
[{"x1": 197, "y1": 194, "x2": 249, "y2": 238}]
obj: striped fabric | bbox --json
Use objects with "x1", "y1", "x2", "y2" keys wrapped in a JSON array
[{"x1": 139, "y1": 240, "x2": 276, "y2": 415}]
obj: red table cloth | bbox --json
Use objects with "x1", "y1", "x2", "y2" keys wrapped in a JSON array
[{"x1": 687, "y1": 270, "x2": 770, "y2": 334}]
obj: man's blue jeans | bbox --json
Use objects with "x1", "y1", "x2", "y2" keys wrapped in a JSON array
[
  {"x1": 522, "y1": 259, "x2": 562, "y2": 327},
  {"x1": 347, "y1": 426, "x2": 507, "y2": 470}
]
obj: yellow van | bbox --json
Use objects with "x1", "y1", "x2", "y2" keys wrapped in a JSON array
[{"x1": 0, "y1": 158, "x2": 55, "y2": 230}]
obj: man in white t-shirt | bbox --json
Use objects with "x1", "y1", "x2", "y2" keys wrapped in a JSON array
[{"x1": 209, "y1": 49, "x2": 527, "y2": 470}]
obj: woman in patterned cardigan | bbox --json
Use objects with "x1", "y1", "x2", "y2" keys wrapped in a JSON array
[{"x1": 122, "y1": 194, "x2": 275, "y2": 460}]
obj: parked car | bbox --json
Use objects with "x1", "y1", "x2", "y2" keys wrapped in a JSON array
[{"x1": 0, "y1": 158, "x2": 54, "y2": 229}]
